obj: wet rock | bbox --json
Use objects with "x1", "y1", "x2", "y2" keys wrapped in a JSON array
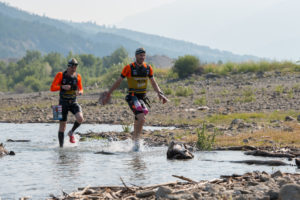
[
  {"x1": 83, "y1": 189, "x2": 96, "y2": 195},
  {"x1": 167, "y1": 141, "x2": 194, "y2": 159},
  {"x1": 295, "y1": 158, "x2": 300, "y2": 168},
  {"x1": 267, "y1": 189, "x2": 279, "y2": 200},
  {"x1": 136, "y1": 190, "x2": 155, "y2": 198},
  {"x1": 279, "y1": 184, "x2": 300, "y2": 200},
  {"x1": 205, "y1": 73, "x2": 220, "y2": 79},
  {"x1": 272, "y1": 171, "x2": 283, "y2": 178},
  {"x1": 0, "y1": 143, "x2": 15, "y2": 156},
  {"x1": 285, "y1": 116, "x2": 295, "y2": 121},
  {"x1": 231, "y1": 160, "x2": 288, "y2": 166},
  {"x1": 155, "y1": 186, "x2": 172, "y2": 198}
]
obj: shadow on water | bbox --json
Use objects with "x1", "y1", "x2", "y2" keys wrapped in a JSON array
[
  {"x1": 126, "y1": 154, "x2": 147, "y2": 181},
  {"x1": 51, "y1": 148, "x2": 82, "y2": 183}
]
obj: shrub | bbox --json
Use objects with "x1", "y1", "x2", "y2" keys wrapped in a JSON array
[
  {"x1": 196, "y1": 124, "x2": 220, "y2": 150},
  {"x1": 173, "y1": 55, "x2": 202, "y2": 78}
]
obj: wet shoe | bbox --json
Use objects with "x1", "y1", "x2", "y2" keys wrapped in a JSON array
[
  {"x1": 132, "y1": 141, "x2": 140, "y2": 152},
  {"x1": 68, "y1": 131, "x2": 75, "y2": 143}
]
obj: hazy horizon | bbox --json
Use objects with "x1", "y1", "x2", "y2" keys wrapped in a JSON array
[{"x1": 2, "y1": 0, "x2": 299, "y2": 61}]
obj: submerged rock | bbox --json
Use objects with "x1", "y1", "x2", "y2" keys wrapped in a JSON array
[{"x1": 167, "y1": 141, "x2": 194, "y2": 159}]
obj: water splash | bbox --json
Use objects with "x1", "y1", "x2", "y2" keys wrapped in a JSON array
[{"x1": 101, "y1": 139, "x2": 147, "y2": 153}]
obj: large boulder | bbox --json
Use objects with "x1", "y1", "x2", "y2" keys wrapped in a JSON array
[
  {"x1": 279, "y1": 184, "x2": 300, "y2": 200},
  {"x1": 0, "y1": 143, "x2": 15, "y2": 156},
  {"x1": 167, "y1": 141, "x2": 194, "y2": 159}
]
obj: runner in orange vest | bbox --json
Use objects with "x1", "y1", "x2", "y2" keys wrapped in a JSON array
[
  {"x1": 50, "y1": 58, "x2": 84, "y2": 147},
  {"x1": 101, "y1": 48, "x2": 168, "y2": 151}
]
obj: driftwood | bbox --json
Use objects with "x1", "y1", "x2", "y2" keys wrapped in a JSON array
[
  {"x1": 120, "y1": 177, "x2": 134, "y2": 193},
  {"x1": 216, "y1": 145, "x2": 257, "y2": 151},
  {"x1": 6, "y1": 139, "x2": 31, "y2": 142},
  {"x1": 49, "y1": 171, "x2": 300, "y2": 200},
  {"x1": 231, "y1": 160, "x2": 288, "y2": 166},
  {"x1": 94, "y1": 151, "x2": 117, "y2": 155},
  {"x1": 172, "y1": 175, "x2": 197, "y2": 183},
  {"x1": 140, "y1": 181, "x2": 178, "y2": 190},
  {"x1": 245, "y1": 150, "x2": 295, "y2": 158}
]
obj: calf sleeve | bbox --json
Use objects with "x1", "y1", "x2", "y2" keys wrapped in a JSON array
[
  {"x1": 71, "y1": 121, "x2": 81, "y2": 132},
  {"x1": 58, "y1": 132, "x2": 64, "y2": 147}
]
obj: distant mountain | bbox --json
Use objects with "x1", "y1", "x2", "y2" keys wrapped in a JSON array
[{"x1": 0, "y1": 2, "x2": 259, "y2": 62}]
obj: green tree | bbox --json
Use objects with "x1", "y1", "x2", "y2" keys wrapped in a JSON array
[
  {"x1": 0, "y1": 73, "x2": 7, "y2": 91},
  {"x1": 103, "y1": 47, "x2": 129, "y2": 69},
  {"x1": 17, "y1": 50, "x2": 42, "y2": 67},
  {"x1": 173, "y1": 55, "x2": 201, "y2": 78},
  {"x1": 43, "y1": 52, "x2": 64, "y2": 75},
  {"x1": 24, "y1": 76, "x2": 42, "y2": 92}
]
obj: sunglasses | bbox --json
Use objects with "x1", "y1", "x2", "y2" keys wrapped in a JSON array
[{"x1": 69, "y1": 64, "x2": 78, "y2": 68}]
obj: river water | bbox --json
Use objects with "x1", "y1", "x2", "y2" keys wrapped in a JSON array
[{"x1": 0, "y1": 123, "x2": 298, "y2": 199}]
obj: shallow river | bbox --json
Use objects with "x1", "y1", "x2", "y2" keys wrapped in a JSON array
[{"x1": 0, "y1": 123, "x2": 298, "y2": 199}]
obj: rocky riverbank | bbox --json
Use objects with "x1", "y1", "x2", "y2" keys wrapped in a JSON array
[
  {"x1": 49, "y1": 171, "x2": 300, "y2": 200},
  {"x1": 1, "y1": 71, "x2": 300, "y2": 126}
]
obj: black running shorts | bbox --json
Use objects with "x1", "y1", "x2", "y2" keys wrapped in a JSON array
[{"x1": 59, "y1": 99, "x2": 82, "y2": 121}]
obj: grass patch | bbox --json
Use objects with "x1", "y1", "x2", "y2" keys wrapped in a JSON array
[
  {"x1": 194, "y1": 97, "x2": 207, "y2": 106},
  {"x1": 203, "y1": 61, "x2": 299, "y2": 75},
  {"x1": 122, "y1": 123, "x2": 132, "y2": 133},
  {"x1": 215, "y1": 122, "x2": 300, "y2": 147},
  {"x1": 205, "y1": 111, "x2": 298, "y2": 125},
  {"x1": 175, "y1": 86, "x2": 193, "y2": 97},
  {"x1": 112, "y1": 90, "x2": 124, "y2": 99},
  {"x1": 172, "y1": 98, "x2": 181, "y2": 106},
  {"x1": 275, "y1": 85, "x2": 284, "y2": 95}
]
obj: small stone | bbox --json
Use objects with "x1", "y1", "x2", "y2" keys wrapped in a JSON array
[
  {"x1": 271, "y1": 170, "x2": 283, "y2": 178},
  {"x1": 136, "y1": 190, "x2": 155, "y2": 198},
  {"x1": 155, "y1": 186, "x2": 172, "y2": 198},
  {"x1": 285, "y1": 116, "x2": 295, "y2": 121}
]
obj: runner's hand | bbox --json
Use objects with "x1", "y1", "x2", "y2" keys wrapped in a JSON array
[
  {"x1": 76, "y1": 90, "x2": 83, "y2": 96},
  {"x1": 100, "y1": 91, "x2": 111, "y2": 105},
  {"x1": 158, "y1": 92, "x2": 169, "y2": 104}
]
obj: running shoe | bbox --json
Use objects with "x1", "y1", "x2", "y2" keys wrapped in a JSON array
[{"x1": 68, "y1": 130, "x2": 75, "y2": 143}]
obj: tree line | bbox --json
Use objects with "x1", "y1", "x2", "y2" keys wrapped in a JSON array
[
  {"x1": 1, "y1": 46, "x2": 293, "y2": 93},
  {"x1": 0, "y1": 47, "x2": 130, "y2": 93}
]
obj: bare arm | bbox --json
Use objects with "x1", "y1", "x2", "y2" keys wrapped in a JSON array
[
  {"x1": 108, "y1": 76, "x2": 123, "y2": 95},
  {"x1": 101, "y1": 76, "x2": 124, "y2": 105},
  {"x1": 150, "y1": 77, "x2": 168, "y2": 104}
]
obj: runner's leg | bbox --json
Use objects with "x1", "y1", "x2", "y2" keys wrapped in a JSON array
[
  {"x1": 58, "y1": 121, "x2": 67, "y2": 147},
  {"x1": 133, "y1": 113, "x2": 145, "y2": 142}
]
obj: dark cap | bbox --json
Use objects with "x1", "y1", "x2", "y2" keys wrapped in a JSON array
[
  {"x1": 135, "y1": 47, "x2": 146, "y2": 55},
  {"x1": 68, "y1": 58, "x2": 78, "y2": 67}
]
